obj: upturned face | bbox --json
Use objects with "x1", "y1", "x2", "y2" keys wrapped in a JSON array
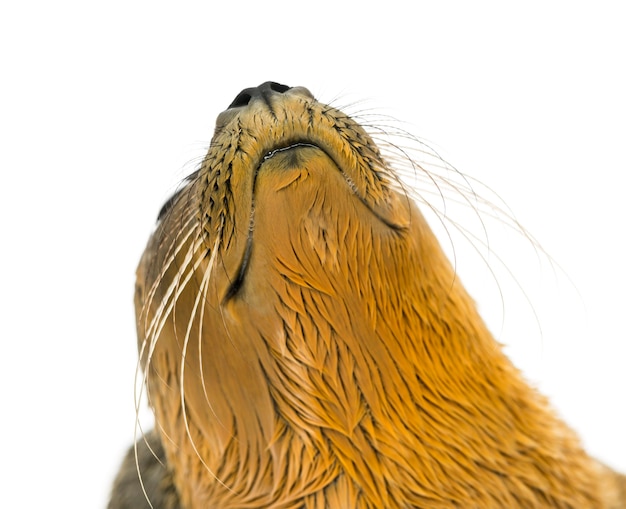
[
  {"x1": 195, "y1": 82, "x2": 411, "y2": 300},
  {"x1": 133, "y1": 82, "x2": 450, "y2": 507}
]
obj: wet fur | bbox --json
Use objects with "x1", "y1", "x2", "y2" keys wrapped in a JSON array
[{"x1": 109, "y1": 84, "x2": 626, "y2": 508}]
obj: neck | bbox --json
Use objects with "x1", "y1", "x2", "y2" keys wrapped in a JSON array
[{"x1": 147, "y1": 194, "x2": 606, "y2": 507}]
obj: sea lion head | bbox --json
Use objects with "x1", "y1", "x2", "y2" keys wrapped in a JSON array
[
  {"x1": 134, "y1": 81, "x2": 450, "y2": 506},
  {"x1": 191, "y1": 81, "x2": 414, "y2": 300},
  {"x1": 132, "y1": 82, "x2": 611, "y2": 508}
]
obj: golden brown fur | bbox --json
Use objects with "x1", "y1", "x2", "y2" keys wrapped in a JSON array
[{"x1": 109, "y1": 82, "x2": 625, "y2": 508}]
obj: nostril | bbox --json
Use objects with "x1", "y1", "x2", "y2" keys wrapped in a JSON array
[
  {"x1": 227, "y1": 82, "x2": 291, "y2": 109},
  {"x1": 267, "y1": 82, "x2": 290, "y2": 94},
  {"x1": 229, "y1": 90, "x2": 254, "y2": 109}
]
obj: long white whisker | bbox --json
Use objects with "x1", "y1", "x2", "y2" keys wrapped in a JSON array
[
  {"x1": 141, "y1": 216, "x2": 201, "y2": 338},
  {"x1": 197, "y1": 236, "x2": 226, "y2": 423},
  {"x1": 179, "y1": 235, "x2": 234, "y2": 491},
  {"x1": 143, "y1": 229, "x2": 204, "y2": 373}
]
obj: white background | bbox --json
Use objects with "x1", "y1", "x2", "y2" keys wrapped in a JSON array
[{"x1": 1, "y1": 2, "x2": 624, "y2": 507}]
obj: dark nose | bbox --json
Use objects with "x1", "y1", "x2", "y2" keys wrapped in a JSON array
[{"x1": 228, "y1": 81, "x2": 291, "y2": 109}]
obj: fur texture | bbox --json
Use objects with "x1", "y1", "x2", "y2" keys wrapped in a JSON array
[{"x1": 109, "y1": 83, "x2": 625, "y2": 508}]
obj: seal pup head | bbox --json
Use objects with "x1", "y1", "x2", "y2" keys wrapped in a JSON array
[{"x1": 134, "y1": 82, "x2": 617, "y2": 508}]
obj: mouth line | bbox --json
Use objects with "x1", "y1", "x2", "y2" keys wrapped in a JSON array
[
  {"x1": 222, "y1": 137, "x2": 403, "y2": 303},
  {"x1": 222, "y1": 142, "x2": 319, "y2": 303},
  {"x1": 262, "y1": 142, "x2": 319, "y2": 162}
]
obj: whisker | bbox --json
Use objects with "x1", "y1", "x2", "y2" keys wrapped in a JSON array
[
  {"x1": 178, "y1": 234, "x2": 234, "y2": 491},
  {"x1": 140, "y1": 213, "x2": 201, "y2": 338},
  {"x1": 143, "y1": 231, "x2": 205, "y2": 380},
  {"x1": 197, "y1": 236, "x2": 227, "y2": 423}
]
